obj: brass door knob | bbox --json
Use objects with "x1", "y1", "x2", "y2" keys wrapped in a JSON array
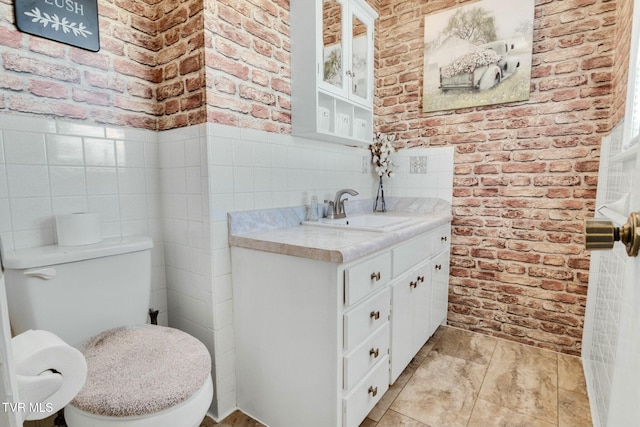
[{"x1": 584, "y1": 212, "x2": 639, "y2": 257}]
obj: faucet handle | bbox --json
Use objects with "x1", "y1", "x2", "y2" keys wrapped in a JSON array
[{"x1": 324, "y1": 200, "x2": 335, "y2": 219}]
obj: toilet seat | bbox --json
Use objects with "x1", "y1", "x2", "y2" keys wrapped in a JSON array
[{"x1": 65, "y1": 325, "x2": 213, "y2": 427}]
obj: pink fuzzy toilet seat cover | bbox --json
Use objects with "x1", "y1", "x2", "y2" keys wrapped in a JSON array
[{"x1": 71, "y1": 325, "x2": 211, "y2": 417}]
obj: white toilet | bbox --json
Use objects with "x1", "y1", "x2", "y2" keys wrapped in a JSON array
[{"x1": 2, "y1": 236, "x2": 213, "y2": 427}]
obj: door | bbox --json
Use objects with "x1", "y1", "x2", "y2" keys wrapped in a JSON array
[
  {"x1": 601, "y1": 141, "x2": 640, "y2": 426},
  {"x1": 582, "y1": 124, "x2": 640, "y2": 427},
  {"x1": 581, "y1": 0, "x2": 640, "y2": 424}
]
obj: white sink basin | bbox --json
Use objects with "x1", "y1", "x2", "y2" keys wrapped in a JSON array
[{"x1": 302, "y1": 214, "x2": 416, "y2": 232}]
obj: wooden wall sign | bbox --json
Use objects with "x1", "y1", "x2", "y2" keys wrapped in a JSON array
[{"x1": 15, "y1": 0, "x2": 100, "y2": 52}]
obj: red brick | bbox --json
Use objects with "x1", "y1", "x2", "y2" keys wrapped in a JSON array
[{"x1": 28, "y1": 80, "x2": 68, "y2": 99}]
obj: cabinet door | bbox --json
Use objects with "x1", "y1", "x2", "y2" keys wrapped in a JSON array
[
  {"x1": 348, "y1": 2, "x2": 374, "y2": 106},
  {"x1": 389, "y1": 261, "x2": 431, "y2": 383},
  {"x1": 412, "y1": 262, "x2": 432, "y2": 354},
  {"x1": 431, "y1": 250, "x2": 450, "y2": 331},
  {"x1": 320, "y1": 0, "x2": 347, "y2": 96},
  {"x1": 320, "y1": 0, "x2": 375, "y2": 106}
]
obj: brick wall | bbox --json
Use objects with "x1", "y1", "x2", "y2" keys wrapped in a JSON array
[
  {"x1": 0, "y1": 0, "x2": 205, "y2": 130},
  {"x1": 610, "y1": 0, "x2": 633, "y2": 127},
  {"x1": 377, "y1": 0, "x2": 632, "y2": 355},
  {"x1": 202, "y1": 0, "x2": 292, "y2": 133}
]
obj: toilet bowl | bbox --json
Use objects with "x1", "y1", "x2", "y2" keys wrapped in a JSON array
[
  {"x1": 1, "y1": 236, "x2": 214, "y2": 426},
  {"x1": 64, "y1": 375, "x2": 213, "y2": 427}
]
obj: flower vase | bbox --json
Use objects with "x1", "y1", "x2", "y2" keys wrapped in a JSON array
[{"x1": 374, "y1": 176, "x2": 386, "y2": 212}]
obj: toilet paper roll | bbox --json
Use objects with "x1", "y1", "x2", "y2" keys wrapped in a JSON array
[
  {"x1": 55, "y1": 213, "x2": 102, "y2": 246},
  {"x1": 11, "y1": 330, "x2": 87, "y2": 422}
]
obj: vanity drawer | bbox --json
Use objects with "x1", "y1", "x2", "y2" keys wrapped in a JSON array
[
  {"x1": 343, "y1": 288, "x2": 391, "y2": 350},
  {"x1": 344, "y1": 251, "x2": 391, "y2": 306},
  {"x1": 431, "y1": 223, "x2": 451, "y2": 254},
  {"x1": 343, "y1": 355, "x2": 389, "y2": 427},
  {"x1": 343, "y1": 322, "x2": 389, "y2": 391},
  {"x1": 393, "y1": 233, "x2": 430, "y2": 275}
]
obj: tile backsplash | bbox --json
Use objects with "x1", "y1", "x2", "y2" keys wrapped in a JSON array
[{"x1": 0, "y1": 115, "x2": 160, "y2": 251}]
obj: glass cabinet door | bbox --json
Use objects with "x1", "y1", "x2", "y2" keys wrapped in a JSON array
[
  {"x1": 350, "y1": 14, "x2": 369, "y2": 100},
  {"x1": 322, "y1": 0, "x2": 345, "y2": 92}
]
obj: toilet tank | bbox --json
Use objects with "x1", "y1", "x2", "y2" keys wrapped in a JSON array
[{"x1": 1, "y1": 236, "x2": 153, "y2": 347}]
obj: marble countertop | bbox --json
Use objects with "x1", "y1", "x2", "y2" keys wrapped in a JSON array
[{"x1": 228, "y1": 197, "x2": 453, "y2": 263}]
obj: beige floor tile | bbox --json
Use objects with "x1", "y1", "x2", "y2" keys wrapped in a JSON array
[
  {"x1": 478, "y1": 340, "x2": 558, "y2": 424},
  {"x1": 359, "y1": 417, "x2": 378, "y2": 427},
  {"x1": 468, "y1": 398, "x2": 556, "y2": 427},
  {"x1": 431, "y1": 326, "x2": 497, "y2": 365},
  {"x1": 368, "y1": 331, "x2": 441, "y2": 421},
  {"x1": 559, "y1": 388, "x2": 593, "y2": 427},
  {"x1": 558, "y1": 353, "x2": 588, "y2": 395},
  {"x1": 377, "y1": 409, "x2": 431, "y2": 427},
  {"x1": 390, "y1": 351, "x2": 486, "y2": 427}
]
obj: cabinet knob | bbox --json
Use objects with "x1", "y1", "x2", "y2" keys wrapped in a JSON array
[
  {"x1": 370, "y1": 310, "x2": 380, "y2": 320},
  {"x1": 368, "y1": 386, "x2": 378, "y2": 397},
  {"x1": 369, "y1": 348, "x2": 379, "y2": 358},
  {"x1": 435, "y1": 264, "x2": 442, "y2": 271},
  {"x1": 410, "y1": 281, "x2": 417, "y2": 288},
  {"x1": 370, "y1": 271, "x2": 381, "y2": 281},
  {"x1": 441, "y1": 236, "x2": 447, "y2": 242}
]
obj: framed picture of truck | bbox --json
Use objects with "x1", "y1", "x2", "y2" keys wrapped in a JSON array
[{"x1": 422, "y1": 0, "x2": 534, "y2": 113}]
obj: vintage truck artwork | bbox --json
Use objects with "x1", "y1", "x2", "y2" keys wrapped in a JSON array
[
  {"x1": 439, "y1": 41, "x2": 521, "y2": 92},
  {"x1": 422, "y1": 0, "x2": 534, "y2": 113}
]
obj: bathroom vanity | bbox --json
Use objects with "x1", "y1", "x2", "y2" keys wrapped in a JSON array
[{"x1": 229, "y1": 198, "x2": 451, "y2": 427}]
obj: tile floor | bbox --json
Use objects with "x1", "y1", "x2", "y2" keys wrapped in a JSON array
[{"x1": 203, "y1": 325, "x2": 592, "y2": 427}]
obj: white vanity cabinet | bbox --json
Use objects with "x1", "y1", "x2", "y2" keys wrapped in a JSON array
[
  {"x1": 231, "y1": 222, "x2": 451, "y2": 427},
  {"x1": 290, "y1": 0, "x2": 377, "y2": 146}
]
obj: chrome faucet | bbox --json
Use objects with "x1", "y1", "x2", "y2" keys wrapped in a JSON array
[{"x1": 326, "y1": 188, "x2": 359, "y2": 219}]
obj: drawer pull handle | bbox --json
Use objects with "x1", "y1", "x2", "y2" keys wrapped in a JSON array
[
  {"x1": 410, "y1": 281, "x2": 417, "y2": 288},
  {"x1": 369, "y1": 347, "x2": 379, "y2": 358},
  {"x1": 435, "y1": 264, "x2": 442, "y2": 271},
  {"x1": 418, "y1": 275, "x2": 425, "y2": 283},
  {"x1": 368, "y1": 386, "x2": 378, "y2": 397},
  {"x1": 370, "y1": 310, "x2": 380, "y2": 320},
  {"x1": 370, "y1": 272, "x2": 381, "y2": 281},
  {"x1": 441, "y1": 236, "x2": 447, "y2": 242}
]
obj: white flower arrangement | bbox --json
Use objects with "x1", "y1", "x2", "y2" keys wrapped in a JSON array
[{"x1": 370, "y1": 133, "x2": 397, "y2": 178}]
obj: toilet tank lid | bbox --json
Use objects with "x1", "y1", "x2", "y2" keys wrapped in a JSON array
[{"x1": 1, "y1": 236, "x2": 153, "y2": 269}]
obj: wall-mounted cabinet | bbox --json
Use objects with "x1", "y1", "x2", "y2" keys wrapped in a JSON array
[{"x1": 291, "y1": 0, "x2": 377, "y2": 146}]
